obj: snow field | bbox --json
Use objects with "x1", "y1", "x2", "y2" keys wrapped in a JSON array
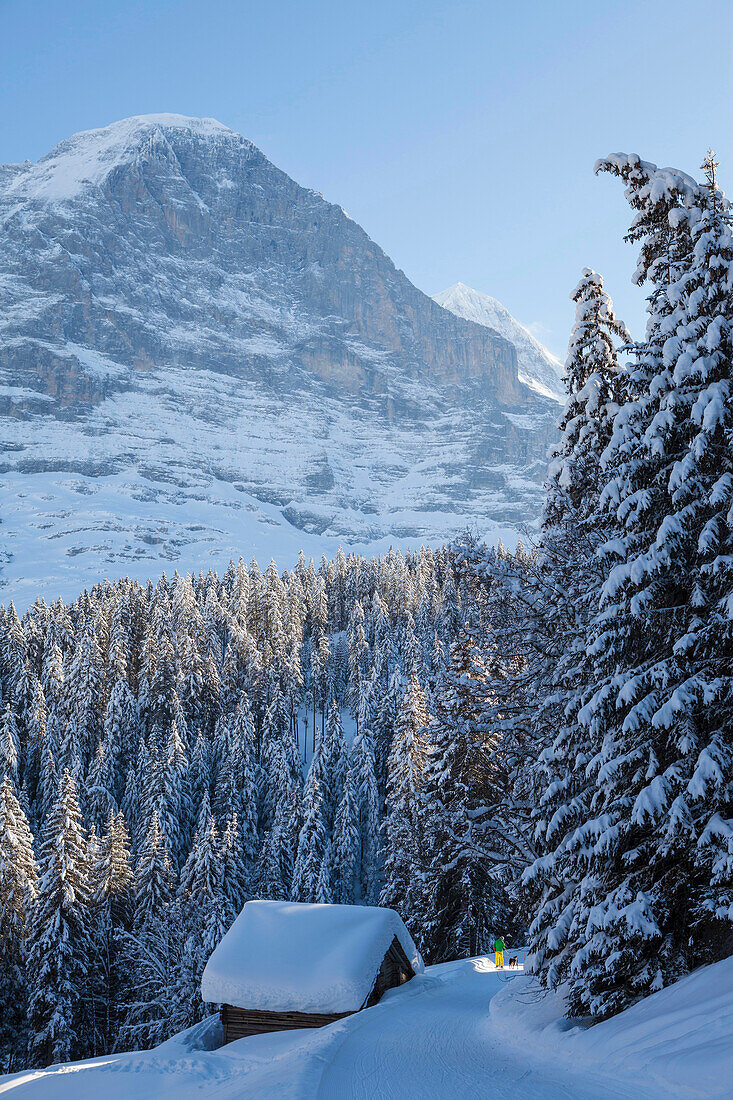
[{"x1": 4, "y1": 953, "x2": 723, "y2": 1098}]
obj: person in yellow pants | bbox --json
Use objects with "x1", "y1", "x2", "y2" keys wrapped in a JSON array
[{"x1": 494, "y1": 935, "x2": 505, "y2": 968}]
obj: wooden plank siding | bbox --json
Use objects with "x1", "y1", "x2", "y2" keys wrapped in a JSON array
[
  {"x1": 220, "y1": 936, "x2": 416, "y2": 1044},
  {"x1": 222, "y1": 1006, "x2": 351, "y2": 1040},
  {"x1": 364, "y1": 936, "x2": 414, "y2": 1007}
]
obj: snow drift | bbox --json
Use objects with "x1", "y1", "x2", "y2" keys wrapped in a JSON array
[{"x1": 491, "y1": 953, "x2": 733, "y2": 1099}]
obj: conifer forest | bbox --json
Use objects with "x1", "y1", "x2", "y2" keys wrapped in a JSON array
[{"x1": 1, "y1": 148, "x2": 731, "y2": 1079}]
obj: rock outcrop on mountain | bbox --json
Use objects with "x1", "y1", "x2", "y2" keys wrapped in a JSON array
[{"x1": 0, "y1": 114, "x2": 557, "y2": 604}]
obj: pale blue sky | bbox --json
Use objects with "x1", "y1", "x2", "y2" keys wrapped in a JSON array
[{"x1": 1, "y1": 0, "x2": 731, "y2": 358}]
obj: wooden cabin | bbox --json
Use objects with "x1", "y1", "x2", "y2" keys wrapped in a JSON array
[{"x1": 201, "y1": 900, "x2": 422, "y2": 1044}]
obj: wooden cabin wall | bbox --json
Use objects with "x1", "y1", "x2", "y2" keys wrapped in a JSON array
[
  {"x1": 221, "y1": 937, "x2": 417, "y2": 1044},
  {"x1": 365, "y1": 936, "x2": 415, "y2": 1008},
  {"x1": 222, "y1": 1006, "x2": 352, "y2": 1043}
]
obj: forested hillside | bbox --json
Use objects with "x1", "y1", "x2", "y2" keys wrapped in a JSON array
[{"x1": 0, "y1": 543, "x2": 529, "y2": 1070}]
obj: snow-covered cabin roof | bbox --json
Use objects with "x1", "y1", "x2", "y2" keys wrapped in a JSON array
[{"x1": 201, "y1": 900, "x2": 424, "y2": 1014}]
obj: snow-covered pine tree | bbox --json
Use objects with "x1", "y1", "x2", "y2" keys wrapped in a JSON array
[
  {"x1": 352, "y1": 724, "x2": 381, "y2": 904},
  {"x1": 102, "y1": 678, "x2": 138, "y2": 802},
  {"x1": 579, "y1": 153, "x2": 733, "y2": 1012},
  {"x1": 119, "y1": 810, "x2": 176, "y2": 1050},
  {"x1": 61, "y1": 630, "x2": 104, "y2": 771},
  {"x1": 257, "y1": 818, "x2": 287, "y2": 900},
  {"x1": 266, "y1": 739, "x2": 302, "y2": 893},
  {"x1": 419, "y1": 632, "x2": 508, "y2": 962},
  {"x1": 23, "y1": 678, "x2": 48, "y2": 804},
  {"x1": 162, "y1": 719, "x2": 190, "y2": 864},
  {"x1": 522, "y1": 269, "x2": 632, "y2": 992},
  {"x1": 320, "y1": 699, "x2": 348, "y2": 828},
  {"x1": 528, "y1": 153, "x2": 733, "y2": 1021},
  {"x1": 0, "y1": 703, "x2": 21, "y2": 789},
  {"x1": 120, "y1": 736, "x2": 146, "y2": 849},
  {"x1": 372, "y1": 661, "x2": 405, "y2": 792},
  {"x1": 41, "y1": 636, "x2": 65, "y2": 709},
  {"x1": 219, "y1": 813, "x2": 249, "y2": 916},
  {"x1": 132, "y1": 810, "x2": 173, "y2": 931},
  {"x1": 331, "y1": 763, "x2": 359, "y2": 904},
  {"x1": 401, "y1": 611, "x2": 421, "y2": 677},
  {"x1": 291, "y1": 772, "x2": 329, "y2": 903},
  {"x1": 174, "y1": 813, "x2": 228, "y2": 1031},
  {"x1": 545, "y1": 269, "x2": 629, "y2": 531},
  {"x1": 1, "y1": 605, "x2": 29, "y2": 711},
  {"x1": 676, "y1": 155, "x2": 733, "y2": 920},
  {"x1": 213, "y1": 698, "x2": 260, "y2": 882},
  {"x1": 187, "y1": 730, "x2": 211, "y2": 842},
  {"x1": 0, "y1": 776, "x2": 38, "y2": 1070},
  {"x1": 310, "y1": 627, "x2": 331, "y2": 741},
  {"x1": 145, "y1": 626, "x2": 178, "y2": 733},
  {"x1": 36, "y1": 715, "x2": 60, "y2": 828},
  {"x1": 89, "y1": 811, "x2": 134, "y2": 1055},
  {"x1": 380, "y1": 674, "x2": 429, "y2": 939},
  {"x1": 315, "y1": 839, "x2": 334, "y2": 903},
  {"x1": 347, "y1": 600, "x2": 369, "y2": 726},
  {"x1": 85, "y1": 740, "x2": 117, "y2": 831},
  {"x1": 27, "y1": 770, "x2": 93, "y2": 1066},
  {"x1": 106, "y1": 609, "x2": 130, "y2": 688}
]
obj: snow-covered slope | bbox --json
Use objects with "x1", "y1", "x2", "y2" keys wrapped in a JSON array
[
  {"x1": 0, "y1": 116, "x2": 558, "y2": 605},
  {"x1": 434, "y1": 282, "x2": 565, "y2": 401},
  {"x1": 491, "y1": 953, "x2": 733, "y2": 1099},
  {"x1": 4, "y1": 953, "x2": 727, "y2": 1098}
]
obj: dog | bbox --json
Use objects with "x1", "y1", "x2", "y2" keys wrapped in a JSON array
[{"x1": 508, "y1": 955, "x2": 519, "y2": 969}]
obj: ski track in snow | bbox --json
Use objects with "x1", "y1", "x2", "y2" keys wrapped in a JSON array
[
  {"x1": 0, "y1": 959, "x2": 663, "y2": 1100},
  {"x1": 314, "y1": 960, "x2": 649, "y2": 1100}
]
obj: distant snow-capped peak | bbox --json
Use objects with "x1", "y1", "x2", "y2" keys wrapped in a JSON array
[{"x1": 433, "y1": 282, "x2": 564, "y2": 402}]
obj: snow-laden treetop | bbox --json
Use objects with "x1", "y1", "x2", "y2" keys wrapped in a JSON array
[
  {"x1": 5, "y1": 114, "x2": 251, "y2": 203},
  {"x1": 200, "y1": 900, "x2": 424, "y2": 1013}
]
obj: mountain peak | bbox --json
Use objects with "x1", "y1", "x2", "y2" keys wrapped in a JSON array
[
  {"x1": 442, "y1": 281, "x2": 483, "y2": 296},
  {"x1": 73, "y1": 112, "x2": 235, "y2": 136},
  {"x1": 434, "y1": 282, "x2": 564, "y2": 402},
  {"x1": 4, "y1": 113, "x2": 252, "y2": 204}
]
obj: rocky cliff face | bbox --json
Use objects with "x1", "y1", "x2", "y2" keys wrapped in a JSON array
[{"x1": 0, "y1": 115, "x2": 557, "y2": 604}]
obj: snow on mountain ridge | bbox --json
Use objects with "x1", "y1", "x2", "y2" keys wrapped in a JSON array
[
  {"x1": 434, "y1": 282, "x2": 564, "y2": 402},
  {"x1": 5, "y1": 114, "x2": 245, "y2": 202}
]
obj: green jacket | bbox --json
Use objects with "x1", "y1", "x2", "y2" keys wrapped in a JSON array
[{"x1": 494, "y1": 937, "x2": 505, "y2": 951}]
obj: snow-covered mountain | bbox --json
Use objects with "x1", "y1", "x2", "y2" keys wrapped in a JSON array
[
  {"x1": 0, "y1": 115, "x2": 558, "y2": 604},
  {"x1": 433, "y1": 283, "x2": 565, "y2": 401}
]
